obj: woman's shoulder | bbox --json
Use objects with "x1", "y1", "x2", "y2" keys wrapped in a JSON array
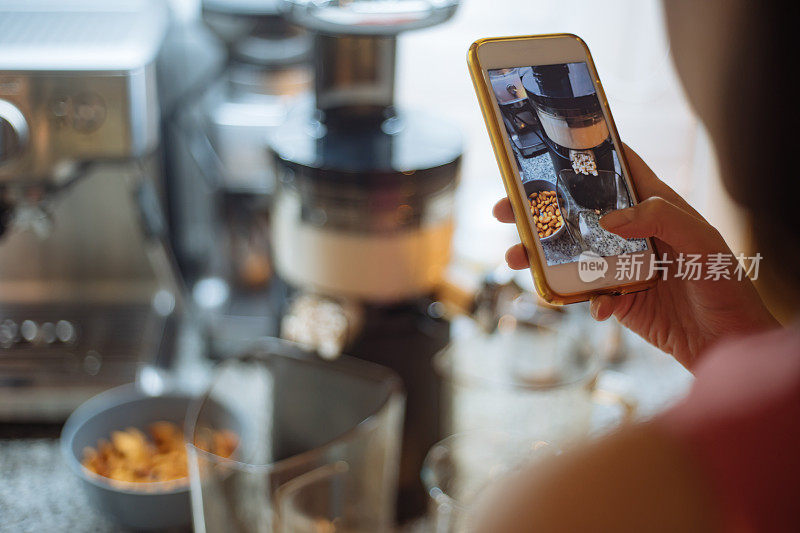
[
  {"x1": 708, "y1": 323, "x2": 800, "y2": 361},
  {"x1": 658, "y1": 325, "x2": 800, "y2": 532},
  {"x1": 689, "y1": 325, "x2": 800, "y2": 410},
  {"x1": 663, "y1": 325, "x2": 799, "y2": 428}
]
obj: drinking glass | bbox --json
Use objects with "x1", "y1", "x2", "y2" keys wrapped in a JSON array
[
  {"x1": 437, "y1": 317, "x2": 633, "y2": 445},
  {"x1": 276, "y1": 461, "x2": 386, "y2": 532},
  {"x1": 185, "y1": 338, "x2": 404, "y2": 533},
  {"x1": 422, "y1": 431, "x2": 559, "y2": 533}
]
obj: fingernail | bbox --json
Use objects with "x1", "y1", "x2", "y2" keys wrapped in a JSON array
[
  {"x1": 590, "y1": 299, "x2": 600, "y2": 320},
  {"x1": 590, "y1": 297, "x2": 613, "y2": 322},
  {"x1": 600, "y1": 207, "x2": 636, "y2": 231}
]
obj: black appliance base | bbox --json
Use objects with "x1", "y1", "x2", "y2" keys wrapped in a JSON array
[{"x1": 347, "y1": 298, "x2": 450, "y2": 523}]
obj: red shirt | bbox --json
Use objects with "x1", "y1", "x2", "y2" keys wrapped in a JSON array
[{"x1": 659, "y1": 326, "x2": 800, "y2": 532}]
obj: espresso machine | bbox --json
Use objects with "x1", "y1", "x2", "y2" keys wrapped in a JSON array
[
  {"x1": 489, "y1": 68, "x2": 547, "y2": 159},
  {"x1": 0, "y1": 0, "x2": 179, "y2": 421},
  {"x1": 270, "y1": 0, "x2": 462, "y2": 520}
]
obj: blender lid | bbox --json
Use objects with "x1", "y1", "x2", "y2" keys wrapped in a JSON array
[
  {"x1": 269, "y1": 102, "x2": 461, "y2": 186},
  {"x1": 522, "y1": 63, "x2": 596, "y2": 100},
  {"x1": 282, "y1": 0, "x2": 459, "y2": 36}
]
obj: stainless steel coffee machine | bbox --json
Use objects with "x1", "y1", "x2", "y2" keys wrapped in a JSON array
[
  {"x1": 0, "y1": 0, "x2": 179, "y2": 420},
  {"x1": 489, "y1": 68, "x2": 547, "y2": 159}
]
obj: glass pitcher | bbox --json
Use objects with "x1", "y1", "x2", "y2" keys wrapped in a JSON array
[{"x1": 185, "y1": 338, "x2": 404, "y2": 533}]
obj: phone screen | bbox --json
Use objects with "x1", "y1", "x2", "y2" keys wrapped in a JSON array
[{"x1": 487, "y1": 62, "x2": 647, "y2": 266}]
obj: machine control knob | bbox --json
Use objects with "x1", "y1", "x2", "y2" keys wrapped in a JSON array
[
  {"x1": 71, "y1": 92, "x2": 106, "y2": 134},
  {"x1": 83, "y1": 351, "x2": 102, "y2": 375},
  {"x1": 56, "y1": 320, "x2": 77, "y2": 344},
  {"x1": 0, "y1": 99, "x2": 29, "y2": 165},
  {"x1": 0, "y1": 320, "x2": 18, "y2": 348},
  {"x1": 20, "y1": 320, "x2": 38, "y2": 343},
  {"x1": 40, "y1": 322, "x2": 57, "y2": 344}
]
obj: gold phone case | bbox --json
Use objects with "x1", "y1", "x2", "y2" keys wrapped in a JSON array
[{"x1": 468, "y1": 34, "x2": 657, "y2": 305}]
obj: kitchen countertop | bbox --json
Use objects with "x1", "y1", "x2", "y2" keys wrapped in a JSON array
[
  {"x1": 0, "y1": 319, "x2": 691, "y2": 533},
  {"x1": 0, "y1": 320, "x2": 210, "y2": 533},
  {"x1": 0, "y1": 439, "x2": 114, "y2": 532}
]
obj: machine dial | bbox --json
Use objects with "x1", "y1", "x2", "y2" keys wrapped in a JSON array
[{"x1": 0, "y1": 100, "x2": 29, "y2": 165}]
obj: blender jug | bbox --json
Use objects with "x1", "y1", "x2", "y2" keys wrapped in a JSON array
[
  {"x1": 186, "y1": 339, "x2": 404, "y2": 532},
  {"x1": 270, "y1": 0, "x2": 462, "y2": 521},
  {"x1": 520, "y1": 63, "x2": 614, "y2": 175},
  {"x1": 556, "y1": 169, "x2": 631, "y2": 213}
]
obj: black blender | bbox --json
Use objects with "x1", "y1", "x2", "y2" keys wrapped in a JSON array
[
  {"x1": 522, "y1": 63, "x2": 627, "y2": 212},
  {"x1": 269, "y1": 0, "x2": 462, "y2": 521},
  {"x1": 522, "y1": 63, "x2": 613, "y2": 173}
]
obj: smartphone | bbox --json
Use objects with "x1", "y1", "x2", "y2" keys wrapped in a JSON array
[{"x1": 468, "y1": 34, "x2": 657, "y2": 304}]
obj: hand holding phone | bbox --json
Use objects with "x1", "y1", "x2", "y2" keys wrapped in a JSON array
[
  {"x1": 469, "y1": 34, "x2": 658, "y2": 304},
  {"x1": 469, "y1": 34, "x2": 776, "y2": 365},
  {"x1": 495, "y1": 141, "x2": 777, "y2": 368}
]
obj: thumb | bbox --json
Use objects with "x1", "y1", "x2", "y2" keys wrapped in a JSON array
[{"x1": 599, "y1": 197, "x2": 727, "y2": 254}]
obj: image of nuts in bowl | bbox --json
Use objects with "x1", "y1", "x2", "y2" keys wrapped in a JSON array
[
  {"x1": 529, "y1": 190, "x2": 564, "y2": 240},
  {"x1": 81, "y1": 421, "x2": 237, "y2": 490}
]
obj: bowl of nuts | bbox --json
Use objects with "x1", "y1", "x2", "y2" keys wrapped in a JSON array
[
  {"x1": 523, "y1": 179, "x2": 566, "y2": 241},
  {"x1": 60, "y1": 383, "x2": 241, "y2": 531}
]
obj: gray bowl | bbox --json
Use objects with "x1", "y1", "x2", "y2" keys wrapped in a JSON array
[
  {"x1": 60, "y1": 383, "x2": 238, "y2": 531},
  {"x1": 523, "y1": 179, "x2": 566, "y2": 241}
]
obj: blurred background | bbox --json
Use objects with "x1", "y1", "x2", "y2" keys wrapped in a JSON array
[{"x1": 174, "y1": 0, "x2": 747, "y2": 267}]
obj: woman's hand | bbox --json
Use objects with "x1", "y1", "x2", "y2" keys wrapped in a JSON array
[{"x1": 493, "y1": 145, "x2": 777, "y2": 368}]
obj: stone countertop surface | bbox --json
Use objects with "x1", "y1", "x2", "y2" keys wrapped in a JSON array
[
  {"x1": 0, "y1": 324, "x2": 691, "y2": 533},
  {"x1": 0, "y1": 439, "x2": 115, "y2": 533},
  {"x1": 517, "y1": 152, "x2": 647, "y2": 265},
  {"x1": 0, "y1": 322, "x2": 209, "y2": 533}
]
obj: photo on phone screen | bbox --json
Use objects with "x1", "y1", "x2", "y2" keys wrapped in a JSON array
[{"x1": 488, "y1": 62, "x2": 648, "y2": 266}]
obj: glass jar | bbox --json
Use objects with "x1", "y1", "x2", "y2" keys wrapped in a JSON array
[{"x1": 185, "y1": 338, "x2": 405, "y2": 532}]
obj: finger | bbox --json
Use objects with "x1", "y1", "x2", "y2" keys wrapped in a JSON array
[
  {"x1": 591, "y1": 293, "x2": 638, "y2": 324},
  {"x1": 505, "y1": 243, "x2": 530, "y2": 270},
  {"x1": 599, "y1": 196, "x2": 727, "y2": 254},
  {"x1": 492, "y1": 197, "x2": 515, "y2": 223},
  {"x1": 589, "y1": 295, "x2": 615, "y2": 321},
  {"x1": 622, "y1": 144, "x2": 703, "y2": 220}
]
